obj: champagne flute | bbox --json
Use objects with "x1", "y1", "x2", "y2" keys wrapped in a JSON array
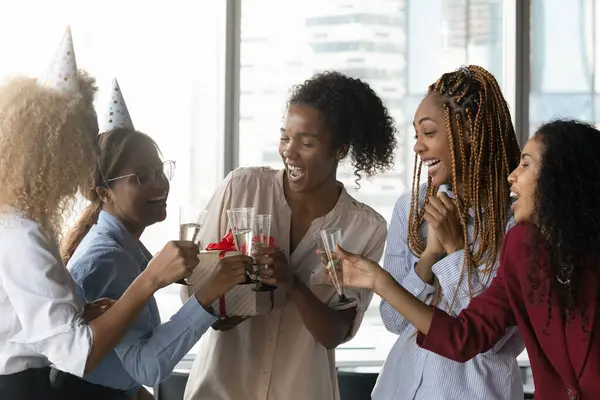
[
  {"x1": 319, "y1": 228, "x2": 352, "y2": 306},
  {"x1": 251, "y1": 214, "x2": 276, "y2": 292},
  {"x1": 179, "y1": 206, "x2": 206, "y2": 245},
  {"x1": 176, "y1": 206, "x2": 207, "y2": 285},
  {"x1": 226, "y1": 207, "x2": 256, "y2": 284}
]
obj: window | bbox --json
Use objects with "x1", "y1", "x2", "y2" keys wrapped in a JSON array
[
  {"x1": 0, "y1": 0, "x2": 227, "y2": 326},
  {"x1": 238, "y1": 0, "x2": 516, "y2": 370},
  {"x1": 530, "y1": 0, "x2": 600, "y2": 133},
  {"x1": 1, "y1": 0, "x2": 540, "y2": 384}
]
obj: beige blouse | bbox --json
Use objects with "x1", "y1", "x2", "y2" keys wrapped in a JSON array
[{"x1": 182, "y1": 167, "x2": 387, "y2": 400}]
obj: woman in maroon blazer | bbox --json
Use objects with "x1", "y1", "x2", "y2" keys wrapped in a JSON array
[{"x1": 335, "y1": 119, "x2": 600, "y2": 400}]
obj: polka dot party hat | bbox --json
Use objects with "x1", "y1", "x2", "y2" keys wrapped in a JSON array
[
  {"x1": 37, "y1": 26, "x2": 79, "y2": 92},
  {"x1": 100, "y1": 78, "x2": 134, "y2": 132}
]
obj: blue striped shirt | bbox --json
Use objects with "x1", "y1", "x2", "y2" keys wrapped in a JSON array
[{"x1": 373, "y1": 184, "x2": 525, "y2": 400}]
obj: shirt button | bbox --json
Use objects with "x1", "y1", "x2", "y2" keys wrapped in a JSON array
[{"x1": 262, "y1": 370, "x2": 268, "y2": 375}]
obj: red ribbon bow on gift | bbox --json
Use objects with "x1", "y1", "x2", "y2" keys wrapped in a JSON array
[
  {"x1": 205, "y1": 231, "x2": 237, "y2": 251},
  {"x1": 205, "y1": 230, "x2": 275, "y2": 253},
  {"x1": 204, "y1": 230, "x2": 276, "y2": 317}
]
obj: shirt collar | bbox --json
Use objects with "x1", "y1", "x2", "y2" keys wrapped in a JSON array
[
  {"x1": 97, "y1": 210, "x2": 151, "y2": 267},
  {"x1": 274, "y1": 169, "x2": 354, "y2": 213}
]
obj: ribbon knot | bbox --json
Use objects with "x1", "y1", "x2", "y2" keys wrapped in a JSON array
[{"x1": 205, "y1": 229, "x2": 276, "y2": 253}]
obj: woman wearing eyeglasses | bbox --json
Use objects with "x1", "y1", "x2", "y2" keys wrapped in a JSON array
[{"x1": 53, "y1": 89, "x2": 249, "y2": 399}]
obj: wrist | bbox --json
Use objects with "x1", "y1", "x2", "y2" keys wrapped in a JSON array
[
  {"x1": 137, "y1": 270, "x2": 162, "y2": 293},
  {"x1": 415, "y1": 251, "x2": 443, "y2": 284},
  {"x1": 443, "y1": 240, "x2": 464, "y2": 255},
  {"x1": 195, "y1": 290, "x2": 218, "y2": 309},
  {"x1": 422, "y1": 248, "x2": 445, "y2": 261},
  {"x1": 373, "y1": 269, "x2": 393, "y2": 296}
]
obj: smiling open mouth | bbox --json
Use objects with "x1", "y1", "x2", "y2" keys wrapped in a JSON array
[
  {"x1": 287, "y1": 164, "x2": 306, "y2": 180},
  {"x1": 510, "y1": 191, "x2": 519, "y2": 210},
  {"x1": 424, "y1": 159, "x2": 440, "y2": 168}
]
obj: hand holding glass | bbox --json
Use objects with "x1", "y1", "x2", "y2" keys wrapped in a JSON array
[
  {"x1": 226, "y1": 207, "x2": 256, "y2": 284},
  {"x1": 319, "y1": 228, "x2": 352, "y2": 306},
  {"x1": 177, "y1": 206, "x2": 207, "y2": 285},
  {"x1": 179, "y1": 206, "x2": 206, "y2": 245}
]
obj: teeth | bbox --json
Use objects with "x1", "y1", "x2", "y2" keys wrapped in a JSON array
[
  {"x1": 287, "y1": 164, "x2": 305, "y2": 178},
  {"x1": 149, "y1": 195, "x2": 166, "y2": 201},
  {"x1": 510, "y1": 192, "x2": 519, "y2": 198},
  {"x1": 422, "y1": 159, "x2": 440, "y2": 167}
]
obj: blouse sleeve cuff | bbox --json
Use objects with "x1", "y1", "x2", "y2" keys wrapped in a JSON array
[
  {"x1": 181, "y1": 296, "x2": 219, "y2": 334},
  {"x1": 401, "y1": 265, "x2": 436, "y2": 298},
  {"x1": 46, "y1": 321, "x2": 92, "y2": 377},
  {"x1": 430, "y1": 250, "x2": 466, "y2": 287}
]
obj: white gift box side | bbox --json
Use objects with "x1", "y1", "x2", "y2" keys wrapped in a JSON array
[{"x1": 187, "y1": 250, "x2": 275, "y2": 317}]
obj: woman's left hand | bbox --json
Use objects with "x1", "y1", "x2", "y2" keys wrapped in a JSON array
[
  {"x1": 254, "y1": 247, "x2": 296, "y2": 292},
  {"x1": 423, "y1": 192, "x2": 464, "y2": 255},
  {"x1": 334, "y1": 246, "x2": 386, "y2": 291}
]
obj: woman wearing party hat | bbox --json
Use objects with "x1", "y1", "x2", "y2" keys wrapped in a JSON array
[
  {"x1": 0, "y1": 28, "x2": 198, "y2": 400},
  {"x1": 53, "y1": 78, "x2": 248, "y2": 400}
]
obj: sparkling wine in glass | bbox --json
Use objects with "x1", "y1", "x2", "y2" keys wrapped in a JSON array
[
  {"x1": 177, "y1": 206, "x2": 207, "y2": 285},
  {"x1": 226, "y1": 207, "x2": 256, "y2": 284},
  {"x1": 179, "y1": 207, "x2": 206, "y2": 245},
  {"x1": 251, "y1": 214, "x2": 276, "y2": 292},
  {"x1": 233, "y1": 228, "x2": 253, "y2": 255},
  {"x1": 320, "y1": 228, "x2": 352, "y2": 306},
  {"x1": 179, "y1": 222, "x2": 201, "y2": 243}
]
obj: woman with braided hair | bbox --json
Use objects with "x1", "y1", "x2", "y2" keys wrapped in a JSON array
[
  {"x1": 335, "y1": 119, "x2": 600, "y2": 399},
  {"x1": 370, "y1": 65, "x2": 524, "y2": 400}
]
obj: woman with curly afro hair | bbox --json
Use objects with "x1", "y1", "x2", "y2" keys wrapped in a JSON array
[
  {"x1": 0, "y1": 35, "x2": 200, "y2": 399},
  {"x1": 182, "y1": 71, "x2": 396, "y2": 400},
  {"x1": 335, "y1": 119, "x2": 600, "y2": 399}
]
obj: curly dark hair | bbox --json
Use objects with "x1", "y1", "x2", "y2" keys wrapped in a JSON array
[
  {"x1": 287, "y1": 71, "x2": 397, "y2": 184},
  {"x1": 528, "y1": 119, "x2": 600, "y2": 330}
]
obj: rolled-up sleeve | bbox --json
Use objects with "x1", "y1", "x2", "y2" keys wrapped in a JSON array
[
  {"x1": 1, "y1": 220, "x2": 91, "y2": 377},
  {"x1": 73, "y1": 250, "x2": 217, "y2": 386}
]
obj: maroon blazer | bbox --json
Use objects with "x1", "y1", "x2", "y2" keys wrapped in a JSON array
[{"x1": 417, "y1": 223, "x2": 599, "y2": 400}]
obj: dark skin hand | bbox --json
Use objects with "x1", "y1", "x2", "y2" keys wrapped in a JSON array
[
  {"x1": 256, "y1": 247, "x2": 356, "y2": 349},
  {"x1": 336, "y1": 245, "x2": 435, "y2": 335},
  {"x1": 82, "y1": 298, "x2": 117, "y2": 323},
  {"x1": 212, "y1": 316, "x2": 248, "y2": 331}
]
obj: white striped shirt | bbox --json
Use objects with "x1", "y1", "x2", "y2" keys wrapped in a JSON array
[{"x1": 373, "y1": 183, "x2": 525, "y2": 400}]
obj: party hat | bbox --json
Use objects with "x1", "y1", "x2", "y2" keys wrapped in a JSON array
[
  {"x1": 37, "y1": 26, "x2": 79, "y2": 92},
  {"x1": 100, "y1": 78, "x2": 134, "y2": 132}
]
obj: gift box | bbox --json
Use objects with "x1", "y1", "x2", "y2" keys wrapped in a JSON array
[{"x1": 186, "y1": 231, "x2": 276, "y2": 317}]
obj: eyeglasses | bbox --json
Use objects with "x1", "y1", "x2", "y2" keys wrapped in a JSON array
[{"x1": 104, "y1": 160, "x2": 176, "y2": 187}]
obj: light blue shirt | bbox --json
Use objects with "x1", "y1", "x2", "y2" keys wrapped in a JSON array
[
  {"x1": 67, "y1": 211, "x2": 217, "y2": 397},
  {"x1": 373, "y1": 183, "x2": 525, "y2": 400}
]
